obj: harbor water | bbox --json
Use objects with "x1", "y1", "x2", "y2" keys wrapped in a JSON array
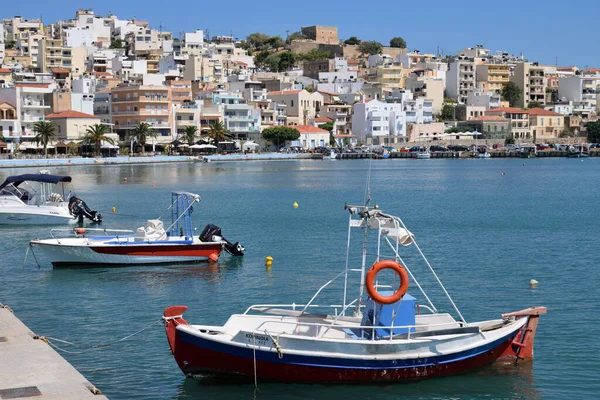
[{"x1": 1, "y1": 158, "x2": 598, "y2": 399}]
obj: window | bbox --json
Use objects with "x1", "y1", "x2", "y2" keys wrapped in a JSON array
[
  {"x1": 540, "y1": 118, "x2": 544, "y2": 126},
  {"x1": 291, "y1": 100, "x2": 294, "y2": 107},
  {"x1": 557, "y1": 118, "x2": 560, "y2": 126}
]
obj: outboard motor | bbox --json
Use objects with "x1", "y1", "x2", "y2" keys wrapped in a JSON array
[
  {"x1": 69, "y1": 196, "x2": 102, "y2": 224},
  {"x1": 199, "y1": 223, "x2": 245, "y2": 256}
]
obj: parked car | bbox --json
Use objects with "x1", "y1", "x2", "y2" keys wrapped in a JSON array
[
  {"x1": 536, "y1": 144, "x2": 550, "y2": 151},
  {"x1": 505, "y1": 144, "x2": 520, "y2": 151},
  {"x1": 448, "y1": 145, "x2": 471, "y2": 152},
  {"x1": 429, "y1": 145, "x2": 448, "y2": 152},
  {"x1": 409, "y1": 146, "x2": 421, "y2": 153}
]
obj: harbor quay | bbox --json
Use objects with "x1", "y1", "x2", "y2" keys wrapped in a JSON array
[{"x1": 0, "y1": 304, "x2": 107, "y2": 399}]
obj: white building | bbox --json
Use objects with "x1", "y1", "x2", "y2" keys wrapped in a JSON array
[
  {"x1": 352, "y1": 99, "x2": 406, "y2": 145},
  {"x1": 558, "y1": 73, "x2": 600, "y2": 113},
  {"x1": 65, "y1": 27, "x2": 97, "y2": 47},
  {"x1": 466, "y1": 90, "x2": 501, "y2": 110},
  {"x1": 183, "y1": 30, "x2": 204, "y2": 50},
  {"x1": 447, "y1": 58, "x2": 476, "y2": 104},
  {"x1": 93, "y1": 90, "x2": 111, "y2": 124},
  {"x1": 0, "y1": 82, "x2": 55, "y2": 140}
]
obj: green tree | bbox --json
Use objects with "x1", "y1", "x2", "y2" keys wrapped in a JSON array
[
  {"x1": 527, "y1": 101, "x2": 543, "y2": 109},
  {"x1": 505, "y1": 136, "x2": 516, "y2": 145},
  {"x1": 586, "y1": 121, "x2": 600, "y2": 143},
  {"x1": 278, "y1": 52, "x2": 296, "y2": 71},
  {"x1": 445, "y1": 126, "x2": 461, "y2": 133},
  {"x1": 109, "y1": 38, "x2": 123, "y2": 49},
  {"x1": 0, "y1": 132, "x2": 5, "y2": 142},
  {"x1": 264, "y1": 53, "x2": 282, "y2": 72},
  {"x1": 208, "y1": 120, "x2": 233, "y2": 146},
  {"x1": 246, "y1": 32, "x2": 270, "y2": 51},
  {"x1": 32, "y1": 120, "x2": 56, "y2": 158},
  {"x1": 389, "y1": 37, "x2": 407, "y2": 48},
  {"x1": 84, "y1": 124, "x2": 115, "y2": 156},
  {"x1": 181, "y1": 125, "x2": 199, "y2": 147},
  {"x1": 358, "y1": 41, "x2": 383, "y2": 56},
  {"x1": 267, "y1": 36, "x2": 285, "y2": 50},
  {"x1": 443, "y1": 97, "x2": 457, "y2": 104},
  {"x1": 318, "y1": 121, "x2": 334, "y2": 132},
  {"x1": 329, "y1": 132, "x2": 336, "y2": 146},
  {"x1": 5, "y1": 41, "x2": 16, "y2": 50},
  {"x1": 501, "y1": 82, "x2": 521, "y2": 107},
  {"x1": 130, "y1": 122, "x2": 158, "y2": 155},
  {"x1": 286, "y1": 31, "x2": 307, "y2": 44},
  {"x1": 441, "y1": 104, "x2": 456, "y2": 121},
  {"x1": 344, "y1": 36, "x2": 361, "y2": 45},
  {"x1": 254, "y1": 50, "x2": 271, "y2": 69},
  {"x1": 261, "y1": 126, "x2": 300, "y2": 148}
]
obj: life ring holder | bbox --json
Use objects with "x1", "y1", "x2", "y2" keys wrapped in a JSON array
[{"x1": 365, "y1": 260, "x2": 409, "y2": 305}]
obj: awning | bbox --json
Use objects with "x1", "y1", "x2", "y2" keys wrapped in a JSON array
[
  {"x1": 0, "y1": 174, "x2": 72, "y2": 191},
  {"x1": 190, "y1": 144, "x2": 217, "y2": 149},
  {"x1": 101, "y1": 144, "x2": 119, "y2": 149}
]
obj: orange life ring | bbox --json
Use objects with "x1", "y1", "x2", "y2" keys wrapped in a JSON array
[{"x1": 365, "y1": 260, "x2": 409, "y2": 305}]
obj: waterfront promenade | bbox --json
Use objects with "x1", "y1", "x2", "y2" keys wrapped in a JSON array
[{"x1": 0, "y1": 304, "x2": 107, "y2": 399}]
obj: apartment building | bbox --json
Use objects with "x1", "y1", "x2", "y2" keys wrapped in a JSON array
[
  {"x1": 486, "y1": 107, "x2": 531, "y2": 140},
  {"x1": 466, "y1": 90, "x2": 502, "y2": 110},
  {"x1": 2, "y1": 17, "x2": 44, "y2": 43},
  {"x1": 0, "y1": 81, "x2": 55, "y2": 139},
  {"x1": 37, "y1": 38, "x2": 73, "y2": 73},
  {"x1": 0, "y1": 101, "x2": 19, "y2": 143},
  {"x1": 0, "y1": 25, "x2": 5, "y2": 65},
  {"x1": 319, "y1": 103, "x2": 352, "y2": 135},
  {"x1": 457, "y1": 116, "x2": 511, "y2": 140},
  {"x1": 267, "y1": 89, "x2": 324, "y2": 125},
  {"x1": 110, "y1": 84, "x2": 173, "y2": 141},
  {"x1": 45, "y1": 110, "x2": 102, "y2": 141},
  {"x1": 173, "y1": 104, "x2": 200, "y2": 138},
  {"x1": 377, "y1": 64, "x2": 409, "y2": 91},
  {"x1": 253, "y1": 99, "x2": 286, "y2": 128},
  {"x1": 167, "y1": 80, "x2": 192, "y2": 106},
  {"x1": 211, "y1": 92, "x2": 261, "y2": 142},
  {"x1": 352, "y1": 99, "x2": 406, "y2": 145},
  {"x1": 510, "y1": 62, "x2": 548, "y2": 108},
  {"x1": 476, "y1": 64, "x2": 510, "y2": 93},
  {"x1": 558, "y1": 72, "x2": 600, "y2": 113},
  {"x1": 447, "y1": 58, "x2": 476, "y2": 104},
  {"x1": 405, "y1": 70, "x2": 444, "y2": 113}
]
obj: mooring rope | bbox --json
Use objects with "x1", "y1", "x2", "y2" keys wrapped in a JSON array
[{"x1": 38, "y1": 319, "x2": 162, "y2": 354}]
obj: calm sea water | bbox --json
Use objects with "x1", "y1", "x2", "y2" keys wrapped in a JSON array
[{"x1": 1, "y1": 158, "x2": 599, "y2": 400}]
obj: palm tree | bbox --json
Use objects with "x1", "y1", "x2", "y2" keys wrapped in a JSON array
[
  {"x1": 84, "y1": 124, "x2": 115, "y2": 156},
  {"x1": 181, "y1": 125, "x2": 199, "y2": 146},
  {"x1": 33, "y1": 120, "x2": 56, "y2": 158},
  {"x1": 207, "y1": 120, "x2": 232, "y2": 147},
  {"x1": 130, "y1": 122, "x2": 158, "y2": 155}
]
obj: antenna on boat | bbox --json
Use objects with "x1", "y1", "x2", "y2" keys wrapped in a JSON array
[{"x1": 364, "y1": 154, "x2": 373, "y2": 207}]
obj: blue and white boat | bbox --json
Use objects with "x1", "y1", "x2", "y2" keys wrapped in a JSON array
[{"x1": 164, "y1": 202, "x2": 546, "y2": 382}]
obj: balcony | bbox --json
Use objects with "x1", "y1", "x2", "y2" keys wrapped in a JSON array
[
  {"x1": 112, "y1": 110, "x2": 170, "y2": 116},
  {"x1": 22, "y1": 100, "x2": 50, "y2": 109}
]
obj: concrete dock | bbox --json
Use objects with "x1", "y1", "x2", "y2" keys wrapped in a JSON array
[{"x1": 0, "y1": 304, "x2": 107, "y2": 399}]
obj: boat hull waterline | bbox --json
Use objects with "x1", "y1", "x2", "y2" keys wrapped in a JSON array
[
  {"x1": 30, "y1": 239, "x2": 223, "y2": 266},
  {"x1": 163, "y1": 307, "x2": 544, "y2": 383}
]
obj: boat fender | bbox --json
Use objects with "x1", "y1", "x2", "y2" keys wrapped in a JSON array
[{"x1": 365, "y1": 260, "x2": 409, "y2": 305}]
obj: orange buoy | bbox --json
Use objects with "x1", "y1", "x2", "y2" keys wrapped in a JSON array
[
  {"x1": 123, "y1": 177, "x2": 127, "y2": 182},
  {"x1": 365, "y1": 260, "x2": 409, "y2": 304},
  {"x1": 208, "y1": 252, "x2": 219, "y2": 262},
  {"x1": 152, "y1": 183, "x2": 156, "y2": 187},
  {"x1": 75, "y1": 228, "x2": 86, "y2": 236}
]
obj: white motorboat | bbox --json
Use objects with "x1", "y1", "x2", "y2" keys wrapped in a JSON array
[
  {"x1": 163, "y1": 202, "x2": 546, "y2": 382},
  {"x1": 417, "y1": 147, "x2": 431, "y2": 159},
  {"x1": 0, "y1": 173, "x2": 101, "y2": 224},
  {"x1": 30, "y1": 191, "x2": 244, "y2": 267},
  {"x1": 323, "y1": 150, "x2": 337, "y2": 160}
]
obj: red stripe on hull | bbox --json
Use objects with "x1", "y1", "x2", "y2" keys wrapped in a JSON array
[
  {"x1": 164, "y1": 319, "x2": 514, "y2": 382},
  {"x1": 90, "y1": 243, "x2": 222, "y2": 257}
]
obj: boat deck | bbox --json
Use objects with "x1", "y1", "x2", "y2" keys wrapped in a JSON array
[{"x1": 0, "y1": 305, "x2": 107, "y2": 399}]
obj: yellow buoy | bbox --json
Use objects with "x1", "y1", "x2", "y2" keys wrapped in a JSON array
[
  {"x1": 265, "y1": 256, "x2": 273, "y2": 268},
  {"x1": 529, "y1": 279, "x2": 539, "y2": 287},
  {"x1": 112, "y1": 206, "x2": 116, "y2": 213},
  {"x1": 123, "y1": 177, "x2": 127, "y2": 182},
  {"x1": 293, "y1": 202, "x2": 299, "y2": 208}
]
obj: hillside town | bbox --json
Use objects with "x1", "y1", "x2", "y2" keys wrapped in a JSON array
[{"x1": 0, "y1": 9, "x2": 599, "y2": 156}]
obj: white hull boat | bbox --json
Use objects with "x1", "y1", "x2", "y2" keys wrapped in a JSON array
[
  {"x1": 0, "y1": 173, "x2": 101, "y2": 224},
  {"x1": 30, "y1": 192, "x2": 244, "y2": 267}
]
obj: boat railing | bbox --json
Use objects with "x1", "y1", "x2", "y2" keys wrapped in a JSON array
[
  {"x1": 49, "y1": 227, "x2": 135, "y2": 239},
  {"x1": 253, "y1": 319, "x2": 468, "y2": 342},
  {"x1": 244, "y1": 303, "x2": 350, "y2": 315}
]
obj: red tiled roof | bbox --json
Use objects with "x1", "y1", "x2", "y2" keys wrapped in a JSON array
[
  {"x1": 487, "y1": 107, "x2": 528, "y2": 114},
  {"x1": 51, "y1": 68, "x2": 70, "y2": 74},
  {"x1": 526, "y1": 108, "x2": 563, "y2": 116},
  {"x1": 295, "y1": 125, "x2": 329, "y2": 134},
  {"x1": 582, "y1": 68, "x2": 600, "y2": 74},
  {"x1": 317, "y1": 90, "x2": 338, "y2": 96},
  {"x1": 267, "y1": 90, "x2": 302, "y2": 96},
  {"x1": 0, "y1": 68, "x2": 11, "y2": 73},
  {"x1": 470, "y1": 116, "x2": 510, "y2": 122},
  {"x1": 314, "y1": 117, "x2": 333, "y2": 122},
  {"x1": 557, "y1": 66, "x2": 577, "y2": 71},
  {"x1": 46, "y1": 110, "x2": 99, "y2": 119},
  {"x1": 347, "y1": 60, "x2": 360, "y2": 64}
]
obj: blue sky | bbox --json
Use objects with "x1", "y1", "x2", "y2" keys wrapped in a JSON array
[{"x1": 4, "y1": 0, "x2": 599, "y2": 67}]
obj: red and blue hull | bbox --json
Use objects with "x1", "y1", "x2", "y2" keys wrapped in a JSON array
[{"x1": 163, "y1": 307, "x2": 543, "y2": 382}]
